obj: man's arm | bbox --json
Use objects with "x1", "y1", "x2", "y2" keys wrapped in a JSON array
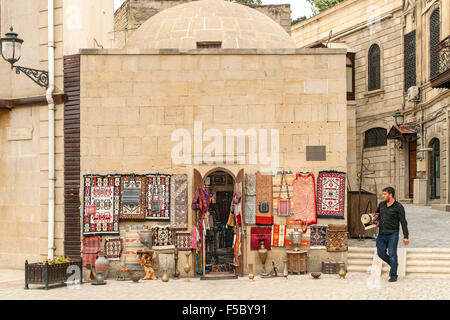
[{"x1": 398, "y1": 204, "x2": 409, "y2": 239}]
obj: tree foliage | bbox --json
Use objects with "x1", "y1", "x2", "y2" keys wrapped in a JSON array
[
  {"x1": 306, "y1": 0, "x2": 345, "y2": 15},
  {"x1": 291, "y1": 16, "x2": 308, "y2": 26}
]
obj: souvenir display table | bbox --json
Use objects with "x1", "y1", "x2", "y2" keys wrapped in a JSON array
[{"x1": 286, "y1": 250, "x2": 307, "y2": 274}]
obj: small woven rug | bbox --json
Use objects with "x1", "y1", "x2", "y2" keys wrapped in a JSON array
[
  {"x1": 146, "y1": 174, "x2": 171, "y2": 221},
  {"x1": 120, "y1": 175, "x2": 146, "y2": 221},
  {"x1": 272, "y1": 171, "x2": 295, "y2": 217},
  {"x1": 124, "y1": 225, "x2": 148, "y2": 271},
  {"x1": 326, "y1": 224, "x2": 348, "y2": 252},
  {"x1": 271, "y1": 225, "x2": 286, "y2": 247},
  {"x1": 175, "y1": 231, "x2": 192, "y2": 251},
  {"x1": 244, "y1": 195, "x2": 256, "y2": 225},
  {"x1": 310, "y1": 225, "x2": 327, "y2": 248},
  {"x1": 285, "y1": 219, "x2": 311, "y2": 251},
  {"x1": 83, "y1": 175, "x2": 121, "y2": 236},
  {"x1": 250, "y1": 226, "x2": 272, "y2": 250},
  {"x1": 152, "y1": 225, "x2": 175, "y2": 250},
  {"x1": 255, "y1": 172, "x2": 273, "y2": 225},
  {"x1": 104, "y1": 237, "x2": 123, "y2": 260},
  {"x1": 81, "y1": 236, "x2": 101, "y2": 267},
  {"x1": 244, "y1": 173, "x2": 256, "y2": 196},
  {"x1": 293, "y1": 173, "x2": 317, "y2": 225},
  {"x1": 170, "y1": 174, "x2": 188, "y2": 230},
  {"x1": 316, "y1": 171, "x2": 346, "y2": 219}
]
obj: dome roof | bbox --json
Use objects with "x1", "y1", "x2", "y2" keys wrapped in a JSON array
[{"x1": 125, "y1": 0, "x2": 296, "y2": 50}]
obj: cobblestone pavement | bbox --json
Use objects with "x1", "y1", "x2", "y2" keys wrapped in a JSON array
[
  {"x1": 349, "y1": 204, "x2": 450, "y2": 248},
  {"x1": 1, "y1": 270, "x2": 449, "y2": 300}
]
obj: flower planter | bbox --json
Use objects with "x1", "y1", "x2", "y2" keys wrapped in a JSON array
[{"x1": 25, "y1": 259, "x2": 83, "y2": 290}]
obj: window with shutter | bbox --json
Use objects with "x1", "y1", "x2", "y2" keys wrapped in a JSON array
[
  {"x1": 364, "y1": 127, "x2": 387, "y2": 148},
  {"x1": 430, "y1": 9, "x2": 440, "y2": 79},
  {"x1": 404, "y1": 30, "x2": 416, "y2": 91},
  {"x1": 368, "y1": 44, "x2": 381, "y2": 91}
]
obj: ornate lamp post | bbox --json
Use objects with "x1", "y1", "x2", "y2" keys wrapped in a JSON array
[
  {"x1": 1, "y1": 27, "x2": 49, "y2": 88},
  {"x1": 394, "y1": 110, "x2": 405, "y2": 126}
]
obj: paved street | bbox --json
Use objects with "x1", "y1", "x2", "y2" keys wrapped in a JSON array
[
  {"x1": 349, "y1": 204, "x2": 450, "y2": 248},
  {"x1": 0, "y1": 269, "x2": 449, "y2": 300}
]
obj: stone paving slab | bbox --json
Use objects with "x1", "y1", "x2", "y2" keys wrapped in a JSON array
[
  {"x1": 349, "y1": 204, "x2": 450, "y2": 248},
  {"x1": 1, "y1": 272, "x2": 449, "y2": 300}
]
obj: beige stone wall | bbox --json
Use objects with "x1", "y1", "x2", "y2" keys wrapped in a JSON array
[
  {"x1": 79, "y1": 48, "x2": 347, "y2": 275},
  {"x1": 113, "y1": 0, "x2": 292, "y2": 48}
]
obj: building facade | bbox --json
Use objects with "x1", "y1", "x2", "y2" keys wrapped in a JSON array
[{"x1": 292, "y1": 0, "x2": 450, "y2": 209}]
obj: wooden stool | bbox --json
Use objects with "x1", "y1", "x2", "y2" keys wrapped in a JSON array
[{"x1": 286, "y1": 250, "x2": 307, "y2": 274}]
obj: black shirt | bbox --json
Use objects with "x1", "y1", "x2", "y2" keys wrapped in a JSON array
[{"x1": 375, "y1": 200, "x2": 409, "y2": 239}]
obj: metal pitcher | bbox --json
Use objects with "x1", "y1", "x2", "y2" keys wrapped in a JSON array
[{"x1": 289, "y1": 228, "x2": 303, "y2": 251}]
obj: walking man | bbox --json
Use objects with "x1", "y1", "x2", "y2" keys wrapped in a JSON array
[{"x1": 375, "y1": 187, "x2": 409, "y2": 282}]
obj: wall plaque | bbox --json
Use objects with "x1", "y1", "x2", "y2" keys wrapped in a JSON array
[{"x1": 7, "y1": 127, "x2": 33, "y2": 141}]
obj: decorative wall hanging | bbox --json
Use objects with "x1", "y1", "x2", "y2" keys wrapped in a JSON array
[
  {"x1": 244, "y1": 195, "x2": 256, "y2": 225},
  {"x1": 250, "y1": 226, "x2": 272, "y2": 250},
  {"x1": 272, "y1": 171, "x2": 295, "y2": 217},
  {"x1": 175, "y1": 231, "x2": 192, "y2": 251},
  {"x1": 244, "y1": 173, "x2": 256, "y2": 196},
  {"x1": 120, "y1": 175, "x2": 146, "y2": 221},
  {"x1": 255, "y1": 172, "x2": 273, "y2": 225},
  {"x1": 316, "y1": 171, "x2": 346, "y2": 219},
  {"x1": 151, "y1": 225, "x2": 175, "y2": 250},
  {"x1": 310, "y1": 225, "x2": 327, "y2": 248},
  {"x1": 170, "y1": 174, "x2": 188, "y2": 230},
  {"x1": 104, "y1": 237, "x2": 123, "y2": 260},
  {"x1": 293, "y1": 173, "x2": 317, "y2": 225},
  {"x1": 285, "y1": 219, "x2": 310, "y2": 251},
  {"x1": 326, "y1": 224, "x2": 348, "y2": 252},
  {"x1": 81, "y1": 235, "x2": 101, "y2": 267},
  {"x1": 271, "y1": 225, "x2": 286, "y2": 247},
  {"x1": 125, "y1": 225, "x2": 148, "y2": 271},
  {"x1": 83, "y1": 175, "x2": 121, "y2": 235},
  {"x1": 146, "y1": 174, "x2": 171, "y2": 221}
]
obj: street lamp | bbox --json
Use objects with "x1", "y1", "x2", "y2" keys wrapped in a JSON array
[
  {"x1": 393, "y1": 110, "x2": 405, "y2": 126},
  {"x1": 1, "y1": 27, "x2": 49, "y2": 88}
]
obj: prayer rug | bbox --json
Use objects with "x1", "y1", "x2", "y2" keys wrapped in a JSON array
[
  {"x1": 81, "y1": 236, "x2": 101, "y2": 267},
  {"x1": 175, "y1": 231, "x2": 191, "y2": 251},
  {"x1": 124, "y1": 225, "x2": 148, "y2": 270},
  {"x1": 271, "y1": 225, "x2": 286, "y2": 247},
  {"x1": 310, "y1": 225, "x2": 327, "y2": 248},
  {"x1": 326, "y1": 224, "x2": 348, "y2": 252},
  {"x1": 146, "y1": 174, "x2": 171, "y2": 221},
  {"x1": 293, "y1": 173, "x2": 317, "y2": 225},
  {"x1": 316, "y1": 171, "x2": 346, "y2": 219},
  {"x1": 120, "y1": 175, "x2": 146, "y2": 221},
  {"x1": 272, "y1": 171, "x2": 295, "y2": 217},
  {"x1": 152, "y1": 225, "x2": 175, "y2": 250},
  {"x1": 244, "y1": 195, "x2": 256, "y2": 225},
  {"x1": 244, "y1": 173, "x2": 256, "y2": 196},
  {"x1": 104, "y1": 237, "x2": 123, "y2": 260},
  {"x1": 250, "y1": 226, "x2": 272, "y2": 250},
  {"x1": 83, "y1": 175, "x2": 121, "y2": 235},
  {"x1": 255, "y1": 172, "x2": 273, "y2": 225},
  {"x1": 170, "y1": 174, "x2": 188, "y2": 230},
  {"x1": 285, "y1": 219, "x2": 311, "y2": 251}
]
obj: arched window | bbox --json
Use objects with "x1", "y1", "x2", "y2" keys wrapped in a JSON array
[
  {"x1": 364, "y1": 127, "x2": 387, "y2": 148},
  {"x1": 430, "y1": 8, "x2": 440, "y2": 79},
  {"x1": 346, "y1": 53, "x2": 355, "y2": 100},
  {"x1": 368, "y1": 44, "x2": 381, "y2": 91},
  {"x1": 430, "y1": 138, "x2": 440, "y2": 199}
]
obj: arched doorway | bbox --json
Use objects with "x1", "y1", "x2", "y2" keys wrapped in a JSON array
[{"x1": 430, "y1": 138, "x2": 440, "y2": 199}]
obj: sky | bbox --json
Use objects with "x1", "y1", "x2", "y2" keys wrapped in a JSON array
[{"x1": 113, "y1": 0, "x2": 313, "y2": 19}]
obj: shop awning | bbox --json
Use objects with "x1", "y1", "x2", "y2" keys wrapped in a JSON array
[{"x1": 387, "y1": 124, "x2": 416, "y2": 140}]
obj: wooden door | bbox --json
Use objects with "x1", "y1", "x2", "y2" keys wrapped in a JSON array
[
  {"x1": 192, "y1": 169, "x2": 204, "y2": 276},
  {"x1": 235, "y1": 169, "x2": 245, "y2": 277},
  {"x1": 408, "y1": 140, "x2": 417, "y2": 198}
]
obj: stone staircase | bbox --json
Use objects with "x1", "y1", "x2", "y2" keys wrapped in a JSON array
[{"x1": 347, "y1": 247, "x2": 450, "y2": 277}]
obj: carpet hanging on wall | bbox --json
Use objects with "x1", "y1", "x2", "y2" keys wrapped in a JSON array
[
  {"x1": 293, "y1": 173, "x2": 317, "y2": 225},
  {"x1": 124, "y1": 225, "x2": 148, "y2": 271},
  {"x1": 83, "y1": 175, "x2": 121, "y2": 236},
  {"x1": 310, "y1": 225, "x2": 328, "y2": 248},
  {"x1": 120, "y1": 175, "x2": 146, "y2": 221},
  {"x1": 316, "y1": 171, "x2": 346, "y2": 219},
  {"x1": 272, "y1": 171, "x2": 295, "y2": 217},
  {"x1": 244, "y1": 195, "x2": 256, "y2": 225},
  {"x1": 255, "y1": 172, "x2": 273, "y2": 225},
  {"x1": 175, "y1": 231, "x2": 192, "y2": 251},
  {"x1": 271, "y1": 225, "x2": 286, "y2": 247},
  {"x1": 152, "y1": 225, "x2": 175, "y2": 250},
  {"x1": 250, "y1": 226, "x2": 272, "y2": 250},
  {"x1": 81, "y1": 235, "x2": 101, "y2": 267},
  {"x1": 170, "y1": 174, "x2": 188, "y2": 230},
  {"x1": 146, "y1": 174, "x2": 171, "y2": 221},
  {"x1": 104, "y1": 237, "x2": 123, "y2": 260},
  {"x1": 285, "y1": 219, "x2": 311, "y2": 251}
]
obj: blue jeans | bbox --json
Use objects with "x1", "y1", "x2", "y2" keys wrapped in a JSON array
[{"x1": 376, "y1": 232, "x2": 399, "y2": 278}]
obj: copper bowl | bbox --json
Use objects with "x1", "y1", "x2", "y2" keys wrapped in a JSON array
[{"x1": 311, "y1": 272, "x2": 322, "y2": 279}]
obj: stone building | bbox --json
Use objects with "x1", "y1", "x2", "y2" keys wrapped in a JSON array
[
  {"x1": 113, "y1": 0, "x2": 292, "y2": 48},
  {"x1": 292, "y1": 0, "x2": 450, "y2": 210},
  {"x1": 1, "y1": 0, "x2": 349, "y2": 276}
]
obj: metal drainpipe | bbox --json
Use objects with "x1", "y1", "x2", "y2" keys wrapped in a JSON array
[{"x1": 47, "y1": 0, "x2": 55, "y2": 260}]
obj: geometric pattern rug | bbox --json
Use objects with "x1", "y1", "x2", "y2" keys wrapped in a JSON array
[
  {"x1": 170, "y1": 174, "x2": 188, "y2": 230},
  {"x1": 293, "y1": 173, "x2": 317, "y2": 225},
  {"x1": 104, "y1": 237, "x2": 123, "y2": 260},
  {"x1": 316, "y1": 171, "x2": 346, "y2": 219},
  {"x1": 146, "y1": 174, "x2": 171, "y2": 221},
  {"x1": 175, "y1": 231, "x2": 192, "y2": 251},
  {"x1": 120, "y1": 175, "x2": 146, "y2": 221},
  {"x1": 310, "y1": 225, "x2": 327, "y2": 248}
]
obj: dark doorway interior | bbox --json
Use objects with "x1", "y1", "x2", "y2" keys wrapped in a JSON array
[
  {"x1": 408, "y1": 140, "x2": 417, "y2": 198},
  {"x1": 430, "y1": 138, "x2": 440, "y2": 199}
]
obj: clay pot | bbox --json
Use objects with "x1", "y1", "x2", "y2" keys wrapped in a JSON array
[
  {"x1": 162, "y1": 269, "x2": 169, "y2": 282},
  {"x1": 339, "y1": 264, "x2": 347, "y2": 279},
  {"x1": 248, "y1": 264, "x2": 254, "y2": 281},
  {"x1": 95, "y1": 251, "x2": 110, "y2": 279}
]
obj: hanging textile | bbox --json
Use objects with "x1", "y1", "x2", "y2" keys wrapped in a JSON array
[
  {"x1": 120, "y1": 175, "x2": 146, "y2": 221},
  {"x1": 124, "y1": 225, "x2": 148, "y2": 271},
  {"x1": 250, "y1": 226, "x2": 272, "y2": 250},
  {"x1": 271, "y1": 225, "x2": 287, "y2": 247},
  {"x1": 316, "y1": 171, "x2": 346, "y2": 219},
  {"x1": 244, "y1": 195, "x2": 256, "y2": 225},
  {"x1": 285, "y1": 219, "x2": 311, "y2": 251},
  {"x1": 83, "y1": 175, "x2": 121, "y2": 236},
  {"x1": 255, "y1": 172, "x2": 273, "y2": 225},
  {"x1": 170, "y1": 174, "x2": 189, "y2": 230},
  {"x1": 292, "y1": 173, "x2": 317, "y2": 225},
  {"x1": 146, "y1": 174, "x2": 171, "y2": 221},
  {"x1": 175, "y1": 231, "x2": 192, "y2": 251},
  {"x1": 310, "y1": 225, "x2": 328, "y2": 248},
  {"x1": 104, "y1": 237, "x2": 123, "y2": 260},
  {"x1": 81, "y1": 235, "x2": 101, "y2": 267},
  {"x1": 244, "y1": 173, "x2": 256, "y2": 196},
  {"x1": 326, "y1": 224, "x2": 348, "y2": 252},
  {"x1": 272, "y1": 170, "x2": 295, "y2": 216},
  {"x1": 151, "y1": 225, "x2": 175, "y2": 250}
]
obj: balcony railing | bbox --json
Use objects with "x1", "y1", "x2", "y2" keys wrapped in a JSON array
[{"x1": 431, "y1": 36, "x2": 450, "y2": 89}]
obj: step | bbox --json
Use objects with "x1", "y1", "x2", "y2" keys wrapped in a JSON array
[
  {"x1": 347, "y1": 265, "x2": 370, "y2": 273},
  {"x1": 347, "y1": 253, "x2": 374, "y2": 259},
  {"x1": 406, "y1": 260, "x2": 450, "y2": 267},
  {"x1": 406, "y1": 267, "x2": 450, "y2": 274},
  {"x1": 407, "y1": 248, "x2": 450, "y2": 253},
  {"x1": 347, "y1": 259, "x2": 373, "y2": 266},
  {"x1": 348, "y1": 247, "x2": 375, "y2": 252},
  {"x1": 405, "y1": 273, "x2": 450, "y2": 279},
  {"x1": 407, "y1": 253, "x2": 450, "y2": 260}
]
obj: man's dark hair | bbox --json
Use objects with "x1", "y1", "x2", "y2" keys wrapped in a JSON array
[{"x1": 382, "y1": 187, "x2": 395, "y2": 198}]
